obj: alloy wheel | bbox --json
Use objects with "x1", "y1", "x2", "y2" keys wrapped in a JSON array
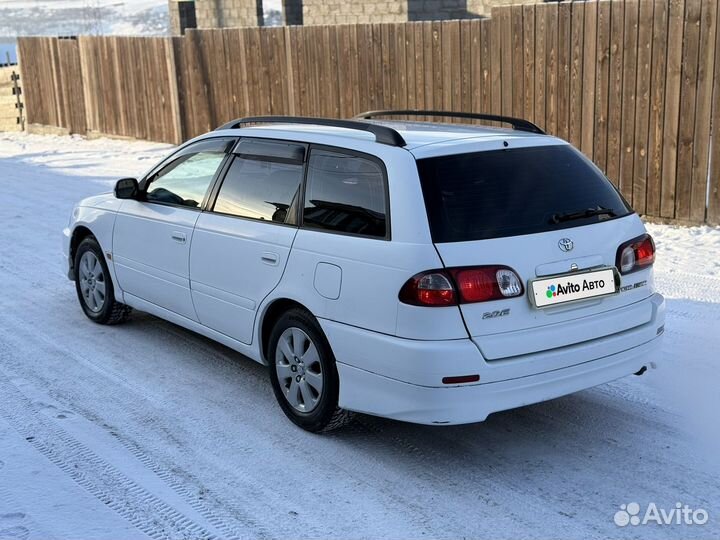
[
  {"x1": 275, "y1": 327, "x2": 324, "y2": 413},
  {"x1": 78, "y1": 251, "x2": 106, "y2": 313}
]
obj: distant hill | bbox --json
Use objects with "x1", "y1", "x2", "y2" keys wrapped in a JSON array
[
  {"x1": 0, "y1": 0, "x2": 169, "y2": 39},
  {"x1": 1, "y1": 0, "x2": 285, "y2": 44}
]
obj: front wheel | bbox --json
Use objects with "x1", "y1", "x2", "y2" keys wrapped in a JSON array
[
  {"x1": 268, "y1": 308, "x2": 352, "y2": 432},
  {"x1": 74, "y1": 236, "x2": 131, "y2": 325}
]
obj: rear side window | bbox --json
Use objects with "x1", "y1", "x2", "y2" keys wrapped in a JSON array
[
  {"x1": 213, "y1": 157, "x2": 303, "y2": 224},
  {"x1": 303, "y1": 149, "x2": 388, "y2": 239},
  {"x1": 416, "y1": 144, "x2": 632, "y2": 243}
]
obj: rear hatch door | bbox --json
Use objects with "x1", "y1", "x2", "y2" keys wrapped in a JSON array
[{"x1": 415, "y1": 142, "x2": 655, "y2": 363}]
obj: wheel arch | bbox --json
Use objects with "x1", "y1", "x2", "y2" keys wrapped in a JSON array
[
  {"x1": 259, "y1": 297, "x2": 317, "y2": 364},
  {"x1": 69, "y1": 225, "x2": 96, "y2": 275}
]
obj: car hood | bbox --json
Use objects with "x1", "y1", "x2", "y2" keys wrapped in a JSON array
[{"x1": 77, "y1": 192, "x2": 122, "y2": 211}]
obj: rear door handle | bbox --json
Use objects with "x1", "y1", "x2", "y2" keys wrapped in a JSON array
[
  {"x1": 171, "y1": 231, "x2": 187, "y2": 244},
  {"x1": 261, "y1": 252, "x2": 279, "y2": 266}
]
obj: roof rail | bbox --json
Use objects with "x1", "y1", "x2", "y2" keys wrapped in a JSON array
[
  {"x1": 355, "y1": 110, "x2": 545, "y2": 135},
  {"x1": 216, "y1": 116, "x2": 407, "y2": 147}
]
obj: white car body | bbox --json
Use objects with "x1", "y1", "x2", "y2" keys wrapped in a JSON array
[{"x1": 63, "y1": 119, "x2": 665, "y2": 425}]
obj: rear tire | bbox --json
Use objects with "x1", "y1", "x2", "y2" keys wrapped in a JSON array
[
  {"x1": 74, "y1": 236, "x2": 131, "y2": 325},
  {"x1": 268, "y1": 308, "x2": 352, "y2": 433}
]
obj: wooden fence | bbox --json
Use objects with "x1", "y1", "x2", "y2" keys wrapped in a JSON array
[{"x1": 16, "y1": 0, "x2": 720, "y2": 225}]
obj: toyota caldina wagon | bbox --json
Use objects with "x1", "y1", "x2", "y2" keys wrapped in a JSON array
[{"x1": 63, "y1": 111, "x2": 665, "y2": 432}]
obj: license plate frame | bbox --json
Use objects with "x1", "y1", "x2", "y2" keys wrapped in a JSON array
[{"x1": 528, "y1": 266, "x2": 620, "y2": 309}]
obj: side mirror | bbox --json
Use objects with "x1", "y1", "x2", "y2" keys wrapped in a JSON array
[{"x1": 114, "y1": 177, "x2": 139, "y2": 200}]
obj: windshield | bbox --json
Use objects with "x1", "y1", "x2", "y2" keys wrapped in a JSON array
[{"x1": 416, "y1": 144, "x2": 632, "y2": 243}]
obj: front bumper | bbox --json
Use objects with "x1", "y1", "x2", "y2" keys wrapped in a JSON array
[
  {"x1": 323, "y1": 293, "x2": 665, "y2": 425},
  {"x1": 62, "y1": 226, "x2": 74, "y2": 280}
]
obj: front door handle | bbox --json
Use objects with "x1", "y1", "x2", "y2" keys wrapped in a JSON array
[
  {"x1": 261, "y1": 252, "x2": 279, "y2": 266},
  {"x1": 171, "y1": 231, "x2": 187, "y2": 244}
]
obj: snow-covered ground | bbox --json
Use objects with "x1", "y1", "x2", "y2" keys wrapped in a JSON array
[{"x1": 0, "y1": 132, "x2": 718, "y2": 540}]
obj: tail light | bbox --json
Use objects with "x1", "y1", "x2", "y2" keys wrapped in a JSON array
[
  {"x1": 399, "y1": 266, "x2": 523, "y2": 307},
  {"x1": 399, "y1": 271, "x2": 457, "y2": 306},
  {"x1": 616, "y1": 234, "x2": 655, "y2": 274}
]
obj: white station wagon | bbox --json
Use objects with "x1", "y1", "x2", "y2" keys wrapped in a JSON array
[{"x1": 63, "y1": 111, "x2": 665, "y2": 432}]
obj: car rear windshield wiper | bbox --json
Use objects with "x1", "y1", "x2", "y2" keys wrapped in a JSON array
[{"x1": 550, "y1": 206, "x2": 617, "y2": 224}]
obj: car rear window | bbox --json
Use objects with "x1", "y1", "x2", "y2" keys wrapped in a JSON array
[{"x1": 416, "y1": 144, "x2": 632, "y2": 243}]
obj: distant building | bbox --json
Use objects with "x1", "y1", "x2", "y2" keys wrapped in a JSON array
[{"x1": 169, "y1": 0, "x2": 544, "y2": 35}]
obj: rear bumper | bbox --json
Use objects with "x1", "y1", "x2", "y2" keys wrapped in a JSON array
[
  {"x1": 324, "y1": 293, "x2": 665, "y2": 425},
  {"x1": 337, "y1": 334, "x2": 661, "y2": 424}
]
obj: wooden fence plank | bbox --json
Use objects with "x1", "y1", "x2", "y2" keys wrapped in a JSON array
[
  {"x1": 646, "y1": 1, "x2": 668, "y2": 217},
  {"x1": 619, "y1": 0, "x2": 639, "y2": 202},
  {"x1": 545, "y1": 3, "x2": 558, "y2": 134},
  {"x1": 441, "y1": 21, "x2": 458, "y2": 116},
  {"x1": 675, "y1": 0, "x2": 701, "y2": 220},
  {"x1": 568, "y1": 2, "x2": 584, "y2": 148},
  {"x1": 413, "y1": 23, "x2": 426, "y2": 111},
  {"x1": 534, "y1": 3, "x2": 547, "y2": 129},
  {"x1": 690, "y1": 0, "x2": 717, "y2": 222},
  {"x1": 381, "y1": 24, "x2": 393, "y2": 112},
  {"x1": 326, "y1": 25, "x2": 341, "y2": 117},
  {"x1": 460, "y1": 20, "x2": 472, "y2": 116},
  {"x1": 490, "y1": 16, "x2": 501, "y2": 115},
  {"x1": 556, "y1": 1, "x2": 571, "y2": 140},
  {"x1": 50, "y1": 39, "x2": 65, "y2": 128},
  {"x1": 450, "y1": 21, "x2": 462, "y2": 116},
  {"x1": 172, "y1": 36, "x2": 189, "y2": 140},
  {"x1": 404, "y1": 23, "x2": 416, "y2": 113},
  {"x1": 336, "y1": 26, "x2": 351, "y2": 117},
  {"x1": 422, "y1": 22, "x2": 434, "y2": 113},
  {"x1": 396, "y1": 23, "x2": 409, "y2": 113},
  {"x1": 470, "y1": 19, "x2": 482, "y2": 113},
  {"x1": 581, "y1": 0, "x2": 597, "y2": 159},
  {"x1": 77, "y1": 37, "x2": 95, "y2": 134},
  {"x1": 511, "y1": 5, "x2": 524, "y2": 118},
  {"x1": 632, "y1": 0, "x2": 654, "y2": 214},
  {"x1": 113, "y1": 37, "x2": 128, "y2": 136},
  {"x1": 661, "y1": 0, "x2": 685, "y2": 218},
  {"x1": 480, "y1": 19, "x2": 492, "y2": 114},
  {"x1": 594, "y1": 0, "x2": 611, "y2": 173},
  {"x1": 522, "y1": 4, "x2": 535, "y2": 123},
  {"x1": 431, "y1": 22, "x2": 443, "y2": 112}
]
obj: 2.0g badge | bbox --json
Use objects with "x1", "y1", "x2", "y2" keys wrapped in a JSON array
[{"x1": 482, "y1": 308, "x2": 510, "y2": 319}]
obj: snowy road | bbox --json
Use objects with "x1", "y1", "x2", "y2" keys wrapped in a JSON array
[{"x1": 0, "y1": 133, "x2": 718, "y2": 540}]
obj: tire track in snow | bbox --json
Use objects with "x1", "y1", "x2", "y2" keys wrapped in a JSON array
[
  {"x1": 0, "y1": 254, "x2": 313, "y2": 539},
  {"x1": 0, "y1": 368, "x2": 222, "y2": 540},
  {"x1": 0, "y1": 324, "x2": 273, "y2": 540},
  {"x1": 655, "y1": 272, "x2": 720, "y2": 303},
  {"x1": 0, "y1": 511, "x2": 31, "y2": 540}
]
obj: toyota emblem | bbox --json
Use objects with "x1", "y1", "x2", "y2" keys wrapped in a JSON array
[{"x1": 558, "y1": 238, "x2": 574, "y2": 252}]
